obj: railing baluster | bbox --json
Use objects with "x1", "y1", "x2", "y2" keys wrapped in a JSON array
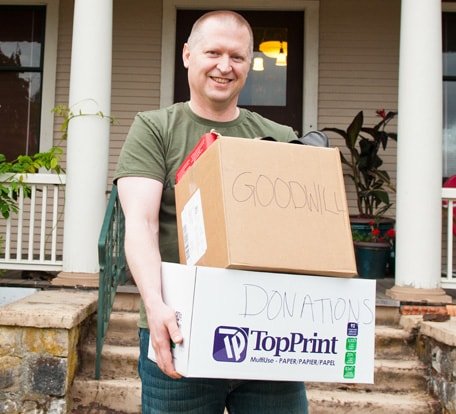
[
  {"x1": 16, "y1": 186, "x2": 24, "y2": 261},
  {"x1": 51, "y1": 184, "x2": 59, "y2": 262},
  {"x1": 447, "y1": 199, "x2": 454, "y2": 283},
  {"x1": 96, "y1": 186, "x2": 127, "y2": 379},
  {"x1": 441, "y1": 187, "x2": 456, "y2": 288},
  {"x1": 5, "y1": 188, "x2": 12, "y2": 260},
  {"x1": 0, "y1": 173, "x2": 66, "y2": 271},
  {"x1": 40, "y1": 185, "x2": 48, "y2": 261},
  {"x1": 28, "y1": 184, "x2": 36, "y2": 261}
]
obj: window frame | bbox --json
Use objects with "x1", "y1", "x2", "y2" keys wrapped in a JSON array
[
  {"x1": 0, "y1": 0, "x2": 59, "y2": 154},
  {"x1": 161, "y1": 0, "x2": 320, "y2": 134},
  {"x1": 443, "y1": 3, "x2": 456, "y2": 178}
]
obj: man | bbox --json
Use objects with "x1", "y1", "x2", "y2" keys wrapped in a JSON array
[{"x1": 115, "y1": 10, "x2": 308, "y2": 413}]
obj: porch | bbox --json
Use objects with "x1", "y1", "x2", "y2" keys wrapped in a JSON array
[{"x1": 1, "y1": 174, "x2": 455, "y2": 287}]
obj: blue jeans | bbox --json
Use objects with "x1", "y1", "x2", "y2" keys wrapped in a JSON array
[{"x1": 139, "y1": 329, "x2": 308, "y2": 414}]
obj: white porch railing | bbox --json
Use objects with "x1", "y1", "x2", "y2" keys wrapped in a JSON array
[
  {"x1": 0, "y1": 173, "x2": 66, "y2": 272},
  {"x1": 0, "y1": 175, "x2": 454, "y2": 285},
  {"x1": 441, "y1": 187, "x2": 456, "y2": 288}
]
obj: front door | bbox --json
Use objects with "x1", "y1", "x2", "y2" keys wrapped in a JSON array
[{"x1": 174, "y1": 10, "x2": 304, "y2": 135}]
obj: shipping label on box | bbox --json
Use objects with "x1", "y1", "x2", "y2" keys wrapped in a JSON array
[{"x1": 149, "y1": 262, "x2": 376, "y2": 383}]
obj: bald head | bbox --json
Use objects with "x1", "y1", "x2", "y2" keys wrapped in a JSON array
[{"x1": 187, "y1": 10, "x2": 254, "y2": 60}]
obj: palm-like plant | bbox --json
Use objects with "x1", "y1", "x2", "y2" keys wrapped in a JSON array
[{"x1": 323, "y1": 110, "x2": 397, "y2": 217}]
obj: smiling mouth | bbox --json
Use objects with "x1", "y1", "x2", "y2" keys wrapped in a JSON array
[{"x1": 211, "y1": 76, "x2": 232, "y2": 84}]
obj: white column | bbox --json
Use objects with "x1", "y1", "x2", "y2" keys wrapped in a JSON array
[
  {"x1": 61, "y1": 0, "x2": 113, "y2": 275},
  {"x1": 387, "y1": 0, "x2": 451, "y2": 302}
]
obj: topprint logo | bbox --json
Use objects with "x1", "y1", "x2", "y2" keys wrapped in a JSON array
[{"x1": 212, "y1": 326, "x2": 249, "y2": 363}]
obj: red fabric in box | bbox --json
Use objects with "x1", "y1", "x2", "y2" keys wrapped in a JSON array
[{"x1": 175, "y1": 131, "x2": 218, "y2": 184}]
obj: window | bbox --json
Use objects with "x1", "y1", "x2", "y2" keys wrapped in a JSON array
[
  {"x1": 443, "y1": 12, "x2": 456, "y2": 178},
  {"x1": 0, "y1": 6, "x2": 46, "y2": 161}
]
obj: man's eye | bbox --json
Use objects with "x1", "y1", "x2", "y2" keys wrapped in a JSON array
[
  {"x1": 232, "y1": 56, "x2": 245, "y2": 63},
  {"x1": 206, "y1": 51, "x2": 219, "y2": 57}
]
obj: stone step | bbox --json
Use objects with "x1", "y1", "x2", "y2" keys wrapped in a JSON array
[
  {"x1": 80, "y1": 342, "x2": 426, "y2": 394},
  {"x1": 79, "y1": 343, "x2": 139, "y2": 379},
  {"x1": 375, "y1": 305, "x2": 400, "y2": 326},
  {"x1": 306, "y1": 389, "x2": 441, "y2": 414},
  {"x1": 70, "y1": 379, "x2": 439, "y2": 414},
  {"x1": 375, "y1": 325, "x2": 416, "y2": 358},
  {"x1": 70, "y1": 377, "x2": 141, "y2": 414},
  {"x1": 307, "y1": 358, "x2": 428, "y2": 393},
  {"x1": 112, "y1": 290, "x2": 141, "y2": 312},
  {"x1": 97, "y1": 310, "x2": 139, "y2": 346}
]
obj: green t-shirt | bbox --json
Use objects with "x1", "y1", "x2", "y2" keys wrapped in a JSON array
[{"x1": 114, "y1": 102, "x2": 295, "y2": 327}]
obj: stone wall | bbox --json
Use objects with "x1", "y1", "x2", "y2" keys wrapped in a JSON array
[
  {"x1": 417, "y1": 334, "x2": 456, "y2": 414},
  {"x1": 0, "y1": 290, "x2": 97, "y2": 414},
  {"x1": 402, "y1": 316, "x2": 456, "y2": 414}
]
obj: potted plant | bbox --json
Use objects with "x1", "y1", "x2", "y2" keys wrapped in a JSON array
[
  {"x1": 352, "y1": 220, "x2": 396, "y2": 279},
  {"x1": 322, "y1": 109, "x2": 397, "y2": 228},
  {"x1": 322, "y1": 109, "x2": 397, "y2": 277}
]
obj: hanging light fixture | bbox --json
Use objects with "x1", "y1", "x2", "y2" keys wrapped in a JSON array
[
  {"x1": 259, "y1": 40, "x2": 288, "y2": 59},
  {"x1": 252, "y1": 56, "x2": 264, "y2": 71},
  {"x1": 275, "y1": 44, "x2": 287, "y2": 67}
]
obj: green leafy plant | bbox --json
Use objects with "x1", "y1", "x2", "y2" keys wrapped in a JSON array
[
  {"x1": 323, "y1": 109, "x2": 397, "y2": 217},
  {"x1": 0, "y1": 147, "x2": 63, "y2": 219},
  {"x1": 52, "y1": 102, "x2": 115, "y2": 141},
  {"x1": 0, "y1": 101, "x2": 115, "y2": 220}
]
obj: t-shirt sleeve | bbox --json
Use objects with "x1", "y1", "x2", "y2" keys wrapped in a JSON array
[{"x1": 114, "y1": 112, "x2": 166, "y2": 184}]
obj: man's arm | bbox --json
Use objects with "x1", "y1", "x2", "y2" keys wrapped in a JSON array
[{"x1": 117, "y1": 176, "x2": 182, "y2": 379}]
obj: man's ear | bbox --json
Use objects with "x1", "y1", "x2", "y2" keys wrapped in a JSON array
[{"x1": 182, "y1": 43, "x2": 190, "y2": 69}]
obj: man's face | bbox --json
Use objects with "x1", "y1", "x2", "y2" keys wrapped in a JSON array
[{"x1": 183, "y1": 18, "x2": 252, "y2": 111}]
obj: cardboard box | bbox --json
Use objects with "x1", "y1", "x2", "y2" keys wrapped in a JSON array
[
  {"x1": 149, "y1": 262, "x2": 376, "y2": 383},
  {"x1": 175, "y1": 137, "x2": 357, "y2": 277}
]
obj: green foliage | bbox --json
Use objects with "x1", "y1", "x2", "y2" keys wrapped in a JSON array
[
  {"x1": 52, "y1": 103, "x2": 115, "y2": 141},
  {"x1": 0, "y1": 147, "x2": 63, "y2": 219},
  {"x1": 0, "y1": 101, "x2": 116, "y2": 274},
  {"x1": 0, "y1": 101, "x2": 115, "y2": 221},
  {"x1": 323, "y1": 110, "x2": 397, "y2": 217}
]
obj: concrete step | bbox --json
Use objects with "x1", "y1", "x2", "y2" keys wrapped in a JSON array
[
  {"x1": 307, "y1": 358, "x2": 429, "y2": 393},
  {"x1": 306, "y1": 389, "x2": 441, "y2": 414},
  {"x1": 375, "y1": 305, "x2": 401, "y2": 326},
  {"x1": 79, "y1": 341, "x2": 426, "y2": 393},
  {"x1": 79, "y1": 343, "x2": 139, "y2": 379},
  {"x1": 375, "y1": 325, "x2": 416, "y2": 358},
  {"x1": 82, "y1": 346, "x2": 428, "y2": 390},
  {"x1": 112, "y1": 290, "x2": 141, "y2": 312},
  {"x1": 99, "y1": 310, "x2": 139, "y2": 346},
  {"x1": 70, "y1": 377, "x2": 141, "y2": 414},
  {"x1": 70, "y1": 379, "x2": 439, "y2": 414}
]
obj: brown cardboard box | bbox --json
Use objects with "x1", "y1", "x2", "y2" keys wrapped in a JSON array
[{"x1": 175, "y1": 137, "x2": 357, "y2": 277}]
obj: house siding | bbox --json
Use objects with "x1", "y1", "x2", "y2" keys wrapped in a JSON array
[
  {"x1": 54, "y1": 0, "x2": 162, "y2": 184},
  {"x1": 54, "y1": 0, "x2": 401, "y2": 214},
  {"x1": 318, "y1": 0, "x2": 401, "y2": 216}
]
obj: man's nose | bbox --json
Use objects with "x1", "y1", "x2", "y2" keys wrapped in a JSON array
[{"x1": 217, "y1": 56, "x2": 232, "y2": 73}]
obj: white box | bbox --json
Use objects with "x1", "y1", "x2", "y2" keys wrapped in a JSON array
[{"x1": 149, "y1": 262, "x2": 376, "y2": 383}]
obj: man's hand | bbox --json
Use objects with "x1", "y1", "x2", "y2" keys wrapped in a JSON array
[{"x1": 147, "y1": 299, "x2": 183, "y2": 379}]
